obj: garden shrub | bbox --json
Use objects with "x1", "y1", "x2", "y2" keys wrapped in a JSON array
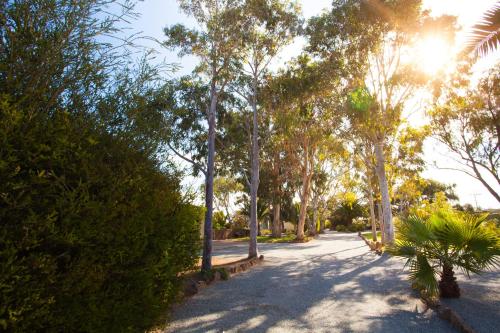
[
  {"x1": 352, "y1": 218, "x2": 368, "y2": 231},
  {"x1": 348, "y1": 224, "x2": 365, "y2": 232},
  {"x1": 261, "y1": 229, "x2": 272, "y2": 236},
  {"x1": 336, "y1": 225, "x2": 347, "y2": 232},
  {"x1": 0, "y1": 107, "x2": 201, "y2": 332}
]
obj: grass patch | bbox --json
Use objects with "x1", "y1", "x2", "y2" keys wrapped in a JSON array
[
  {"x1": 234, "y1": 233, "x2": 298, "y2": 243},
  {"x1": 361, "y1": 231, "x2": 381, "y2": 241}
]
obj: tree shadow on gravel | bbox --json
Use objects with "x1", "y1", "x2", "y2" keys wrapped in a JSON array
[
  {"x1": 440, "y1": 270, "x2": 500, "y2": 333},
  {"x1": 165, "y1": 242, "x2": 456, "y2": 333}
]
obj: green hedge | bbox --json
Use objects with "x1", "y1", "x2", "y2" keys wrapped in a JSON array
[{"x1": 0, "y1": 105, "x2": 202, "y2": 332}]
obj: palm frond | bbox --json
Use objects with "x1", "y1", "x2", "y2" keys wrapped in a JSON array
[
  {"x1": 465, "y1": 3, "x2": 500, "y2": 57},
  {"x1": 389, "y1": 209, "x2": 500, "y2": 297},
  {"x1": 400, "y1": 215, "x2": 435, "y2": 245},
  {"x1": 408, "y1": 254, "x2": 439, "y2": 297},
  {"x1": 386, "y1": 240, "x2": 417, "y2": 259}
]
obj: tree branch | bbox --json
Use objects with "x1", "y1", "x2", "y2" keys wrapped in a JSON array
[{"x1": 167, "y1": 142, "x2": 207, "y2": 176}]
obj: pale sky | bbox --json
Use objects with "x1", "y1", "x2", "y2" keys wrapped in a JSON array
[{"x1": 128, "y1": 0, "x2": 500, "y2": 209}]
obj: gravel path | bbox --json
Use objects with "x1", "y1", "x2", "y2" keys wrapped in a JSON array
[
  {"x1": 166, "y1": 232, "x2": 456, "y2": 332},
  {"x1": 441, "y1": 269, "x2": 500, "y2": 333}
]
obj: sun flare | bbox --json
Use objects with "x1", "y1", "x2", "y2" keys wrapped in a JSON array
[{"x1": 415, "y1": 36, "x2": 453, "y2": 75}]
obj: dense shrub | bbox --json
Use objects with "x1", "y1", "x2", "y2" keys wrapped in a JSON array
[
  {"x1": 0, "y1": 107, "x2": 201, "y2": 332},
  {"x1": 352, "y1": 218, "x2": 368, "y2": 231},
  {"x1": 230, "y1": 214, "x2": 250, "y2": 237},
  {"x1": 261, "y1": 229, "x2": 272, "y2": 236},
  {"x1": 347, "y1": 224, "x2": 365, "y2": 232},
  {"x1": 336, "y1": 225, "x2": 347, "y2": 232}
]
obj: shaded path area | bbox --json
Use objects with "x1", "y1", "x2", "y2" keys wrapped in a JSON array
[
  {"x1": 442, "y1": 269, "x2": 500, "y2": 333},
  {"x1": 165, "y1": 232, "x2": 485, "y2": 332}
]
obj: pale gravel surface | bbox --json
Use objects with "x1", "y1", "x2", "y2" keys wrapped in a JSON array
[
  {"x1": 441, "y1": 269, "x2": 500, "y2": 333},
  {"x1": 166, "y1": 232, "x2": 458, "y2": 333}
]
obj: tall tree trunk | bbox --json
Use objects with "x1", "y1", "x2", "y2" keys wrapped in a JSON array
[
  {"x1": 201, "y1": 87, "x2": 218, "y2": 272},
  {"x1": 272, "y1": 201, "x2": 281, "y2": 238},
  {"x1": 271, "y1": 152, "x2": 281, "y2": 238},
  {"x1": 319, "y1": 214, "x2": 325, "y2": 233},
  {"x1": 363, "y1": 150, "x2": 378, "y2": 242},
  {"x1": 367, "y1": 183, "x2": 378, "y2": 242},
  {"x1": 377, "y1": 201, "x2": 386, "y2": 244},
  {"x1": 309, "y1": 194, "x2": 319, "y2": 236},
  {"x1": 319, "y1": 200, "x2": 327, "y2": 233},
  {"x1": 249, "y1": 76, "x2": 259, "y2": 258},
  {"x1": 297, "y1": 143, "x2": 312, "y2": 241},
  {"x1": 374, "y1": 139, "x2": 394, "y2": 243}
]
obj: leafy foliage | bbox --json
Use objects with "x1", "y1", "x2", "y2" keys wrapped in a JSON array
[
  {"x1": 466, "y1": 3, "x2": 500, "y2": 57},
  {"x1": 430, "y1": 63, "x2": 500, "y2": 202},
  {"x1": 0, "y1": 102, "x2": 202, "y2": 332},
  {"x1": 0, "y1": 0, "x2": 202, "y2": 331}
]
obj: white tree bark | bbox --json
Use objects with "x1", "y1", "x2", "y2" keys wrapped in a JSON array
[
  {"x1": 201, "y1": 85, "x2": 218, "y2": 272},
  {"x1": 248, "y1": 75, "x2": 259, "y2": 258},
  {"x1": 309, "y1": 193, "x2": 319, "y2": 236},
  {"x1": 272, "y1": 201, "x2": 281, "y2": 237},
  {"x1": 367, "y1": 182, "x2": 378, "y2": 242},
  {"x1": 374, "y1": 139, "x2": 394, "y2": 243},
  {"x1": 297, "y1": 142, "x2": 313, "y2": 240}
]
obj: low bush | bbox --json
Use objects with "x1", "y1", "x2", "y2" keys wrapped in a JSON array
[
  {"x1": 352, "y1": 217, "x2": 368, "y2": 230},
  {"x1": 336, "y1": 225, "x2": 347, "y2": 232},
  {"x1": 261, "y1": 229, "x2": 272, "y2": 236},
  {"x1": 351, "y1": 224, "x2": 366, "y2": 232}
]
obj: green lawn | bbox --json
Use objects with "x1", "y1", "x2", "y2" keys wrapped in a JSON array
[
  {"x1": 234, "y1": 233, "x2": 299, "y2": 243},
  {"x1": 361, "y1": 231, "x2": 381, "y2": 241}
]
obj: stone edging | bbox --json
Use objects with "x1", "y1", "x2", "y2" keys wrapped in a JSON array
[
  {"x1": 421, "y1": 296, "x2": 476, "y2": 333},
  {"x1": 182, "y1": 255, "x2": 264, "y2": 298},
  {"x1": 358, "y1": 232, "x2": 383, "y2": 254}
]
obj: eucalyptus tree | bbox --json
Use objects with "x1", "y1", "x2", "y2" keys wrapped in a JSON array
[
  {"x1": 270, "y1": 56, "x2": 342, "y2": 240},
  {"x1": 388, "y1": 125, "x2": 428, "y2": 211},
  {"x1": 259, "y1": 107, "x2": 289, "y2": 238},
  {"x1": 213, "y1": 177, "x2": 244, "y2": 224},
  {"x1": 308, "y1": 0, "x2": 455, "y2": 243},
  {"x1": 163, "y1": 0, "x2": 247, "y2": 271},
  {"x1": 355, "y1": 140, "x2": 380, "y2": 242},
  {"x1": 309, "y1": 164, "x2": 331, "y2": 236},
  {"x1": 229, "y1": 0, "x2": 301, "y2": 257},
  {"x1": 430, "y1": 63, "x2": 500, "y2": 203},
  {"x1": 259, "y1": 74, "x2": 302, "y2": 238}
]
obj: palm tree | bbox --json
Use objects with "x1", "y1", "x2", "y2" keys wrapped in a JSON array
[
  {"x1": 388, "y1": 210, "x2": 499, "y2": 298},
  {"x1": 466, "y1": 2, "x2": 500, "y2": 57}
]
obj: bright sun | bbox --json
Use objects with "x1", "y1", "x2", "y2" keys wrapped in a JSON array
[{"x1": 415, "y1": 36, "x2": 453, "y2": 75}]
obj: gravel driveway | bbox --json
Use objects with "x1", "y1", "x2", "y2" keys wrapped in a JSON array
[{"x1": 166, "y1": 232, "x2": 457, "y2": 332}]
